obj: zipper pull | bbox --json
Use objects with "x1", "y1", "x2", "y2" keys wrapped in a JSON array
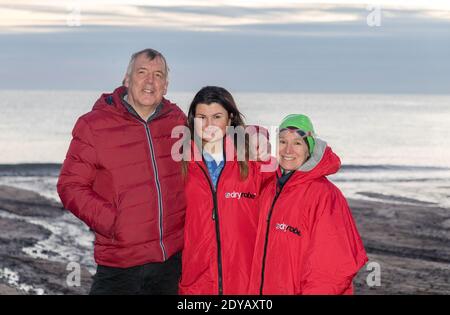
[{"x1": 212, "y1": 208, "x2": 216, "y2": 221}]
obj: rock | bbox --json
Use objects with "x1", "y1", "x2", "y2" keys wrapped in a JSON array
[
  {"x1": 1, "y1": 255, "x2": 92, "y2": 295},
  {"x1": 356, "y1": 192, "x2": 437, "y2": 206},
  {"x1": 354, "y1": 253, "x2": 450, "y2": 295},
  {"x1": 0, "y1": 216, "x2": 51, "y2": 243},
  {"x1": 349, "y1": 198, "x2": 450, "y2": 294},
  {"x1": 0, "y1": 283, "x2": 23, "y2": 295},
  {"x1": 1, "y1": 184, "x2": 449, "y2": 294},
  {"x1": 441, "y1": 219, "x2": 450, "y2": 229},
  {"x1": 0, "y1": 185, "x2": 92, "y2": 295},
  {"x1": 0, "y1": 185, "x2": 63, "y2": 218}
]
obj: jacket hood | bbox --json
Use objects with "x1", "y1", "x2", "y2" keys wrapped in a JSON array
[
  {"x1": 92, "y1": 86, "x2": 176, "y2": 119},
  {"x1": 278, "y1": 138, "x2": 341, "y2": 184}
]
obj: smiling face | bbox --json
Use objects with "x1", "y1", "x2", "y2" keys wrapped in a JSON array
[
  {"x1": 194, "y1": 102, "x2": 231, "y2": 144},
  {"x1": 124, "y1": 54, "x2": 168, "y2": 114},
  {"x1": 278, "y1": 129, "x2": 310, "y2": 171}
]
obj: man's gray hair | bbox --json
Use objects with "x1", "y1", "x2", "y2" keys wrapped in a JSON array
[{"x1": 125, "y1": 48, "x2": 169, "y2": 79}]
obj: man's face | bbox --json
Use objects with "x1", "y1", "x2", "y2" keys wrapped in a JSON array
[{"x1": 124, "y1": 54, "x2": 168, "y2": 110}]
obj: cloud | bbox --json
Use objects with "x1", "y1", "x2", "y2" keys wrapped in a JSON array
[
  {"x1": 1, "y1": 1, "x2": 449, "y2": 34},
  {"x1": 1, "y1": 1, "x2": 449, "y2": 93}
]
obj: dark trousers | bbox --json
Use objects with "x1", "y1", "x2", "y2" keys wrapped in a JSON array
[{"x1": 89, "y1": 252, "x2": 181, "y2": 295}]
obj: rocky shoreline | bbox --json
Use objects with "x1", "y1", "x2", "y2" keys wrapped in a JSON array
[
  {"x1": 351, "y1": 195, "x2": 450, "y2": 294},
  {"x1": 0, "y1": 185, "x2": 449, "y2": 295},
  {"x1": 0, "y1": 185, "x2": 92, "y2": 295}
]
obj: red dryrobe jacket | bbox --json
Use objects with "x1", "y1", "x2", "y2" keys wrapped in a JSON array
[
  {"x1": 179, "y1": 137, "x2": 271, "y2": 295},
  {"x1": 249, "y1": 140, "x2": 368, "y2": 295}
]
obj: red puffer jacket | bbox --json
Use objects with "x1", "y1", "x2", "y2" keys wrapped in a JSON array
[
  {"x1": 179, "y1": 138, "x2": 271, "y2": 295},
  {"x1": 57, "y1": 86, "x2": 187, "y2": 268},
  {"x1": 249, "y1": 140, "x2": 368, "y2": 295}
]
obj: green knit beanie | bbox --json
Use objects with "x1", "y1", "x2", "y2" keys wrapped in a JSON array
[{"x1": 279, "y1": 114, "x2": 315, "y2": 154}]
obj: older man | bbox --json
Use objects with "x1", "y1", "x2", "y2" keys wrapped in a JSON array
[{"x1": 57, "y1": 49, "x2": 186, "y2": 295}]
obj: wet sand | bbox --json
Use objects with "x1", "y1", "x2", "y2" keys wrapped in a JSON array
[{"x1": 0, "y1": 185, "x2": 449, "y2": 295}]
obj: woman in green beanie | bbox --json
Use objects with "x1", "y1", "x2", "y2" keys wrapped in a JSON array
[{"x1": 249, "y1": 114, "x2": 368, "y2": 295}]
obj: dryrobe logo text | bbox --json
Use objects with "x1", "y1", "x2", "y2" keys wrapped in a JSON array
[
  {"x1": 224, "y1": 191, "x2": 257, "y2": 200},
  {"x1": 276, "y1": 223, "x2": 301, "y2": 237}
]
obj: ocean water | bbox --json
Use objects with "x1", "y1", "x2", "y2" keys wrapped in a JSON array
[
  {"x1": 1, "y1": 90, "x2": 450, "y2": 282},
  {"x1": 1, "y1": 91, "x2": 450, "y2": 168},
  {"x1": 1, "y1": 90, "x2": 450, "y2": 205}
]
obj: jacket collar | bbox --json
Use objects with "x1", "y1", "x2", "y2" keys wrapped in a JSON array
[
  {"x1": 95, "y1": 86, "x2": 173, "y2": 121},
  {"x1": 121, "y1": 92, "x2": 163, "y2": 123},
  {"x1": 276, "y1": 140, "x2": 341, "y2": 187}
]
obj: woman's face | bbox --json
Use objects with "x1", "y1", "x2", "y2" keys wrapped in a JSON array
[
  {"x1": 194, "y1": 102, "x2": 231, "y2": 143},
  {"x1": 278, "y1": 130, "x2": 310, "y2": 171}
]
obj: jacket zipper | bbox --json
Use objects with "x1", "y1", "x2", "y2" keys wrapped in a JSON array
[
  {"x1": 117, "y1": 97, "x2": 168, "y2": 260},
  {"x1": 196, "y1": 160, "x2": 225, "y2": 295},
  {"x1": 259, "y1": 172, "x2": 293, "y2": 295},
  {"x1": 136, "y1": 118, "x2": 167, "y2": 261},
  {"x1": 110, "y1": 120, "x2": 165, "y2": 255}
]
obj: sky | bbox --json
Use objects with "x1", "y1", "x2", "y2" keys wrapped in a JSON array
[{"x1": 0, "y1": 0, "x2": 449, "y2": 93}]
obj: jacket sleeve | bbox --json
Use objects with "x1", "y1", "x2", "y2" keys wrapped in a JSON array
[
  {"x1": 300, "y1": 187, "x2": 368, "y2": 295},
  {"x1": 57, "y1": 117, "x2": 116, "y2": 238}
]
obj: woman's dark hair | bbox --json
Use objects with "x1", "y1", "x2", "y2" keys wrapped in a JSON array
[{"x1": 183, "y1": 86, "x2": 249, "y2": 180}]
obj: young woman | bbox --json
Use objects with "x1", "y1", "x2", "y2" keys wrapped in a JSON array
[
  {"x1": 178, "y1": 86, "x2": 269, "y2": 295},
  {"x1": 249, "y1": 114, "x2": 368, "y2": 295}
]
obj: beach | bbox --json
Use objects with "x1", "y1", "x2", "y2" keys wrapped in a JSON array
[
  {"x1": 351, "y1": 197, "x2": 450, "y2": 294},
  {"x1": 0, "y1": 184, "x2": 448, "y2": 295},
  {"x1": 0, "y1": 185, "x2": 93, "y2": 295}
]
